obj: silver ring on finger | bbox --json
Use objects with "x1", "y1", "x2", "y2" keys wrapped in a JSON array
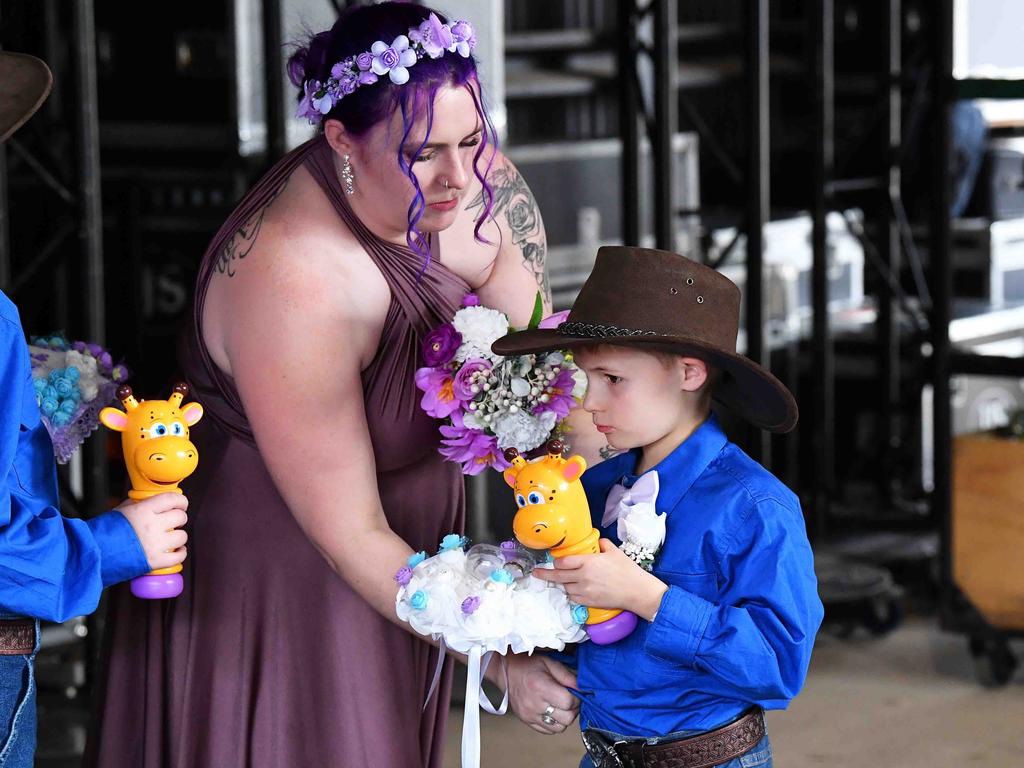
[{"x1": 541, "y1": 713, "x2": 557, "y2": 726}]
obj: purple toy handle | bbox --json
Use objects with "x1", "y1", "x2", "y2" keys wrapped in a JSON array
[
  {"x1": 130, "y1": 572, "x2": 184, "y2": 600},
  {"x1": 585, "y1": 609, "x2": 638, "y2": 645}
]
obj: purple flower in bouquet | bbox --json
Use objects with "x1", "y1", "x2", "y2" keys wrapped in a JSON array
[
  {"x1": 461, "y1": 596, "x2": 480, "y2": 615},
  {"x1": 394, "y1": 566, "x2": 413, "y2": 587},
  {"x1": 538, "y1": 310, "x2": 570, "y2": 330},
  {"x1": 439, "y1": 412, "x2": 510, "y2": 476},
  {"x1": 422, "y1": 323, "x2": 462, "y2": 367},
  {"x1": 533, "y1": 366, "x2": 577, "y2": 419},
  {"x1": 415, "y1": 367, "x2": 463, "y2": 419},
  {"x1": 452, "y1": 358, "x2": 491, "y2": 401}
]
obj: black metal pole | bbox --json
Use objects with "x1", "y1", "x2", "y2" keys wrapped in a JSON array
[
  {"x1": 73, "y1": 0, "x2": 108, "y2": 694},
  {"x1": 617, "y1": 0, "x2": 640, "y2": 245},
  {"x1": 262, "y1": 0, "x2": 286, "y2": 161},
  {"x1": 811, "y1": 0, "x2": 835, "y2": 540},
  {"x1": 878, "y1": 0, "x2": 902, "y2": 503},
  {"x1": 745, "y1": 0, "x2": 770, "y2": 465},
  {"x1": 652, "y1": 0, "x2": 676, "y2": 251},
  {"x1": 931, "y1": 0, "x2": 954, "y2": 629}
]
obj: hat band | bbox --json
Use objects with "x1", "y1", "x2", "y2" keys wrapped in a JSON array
[{"x1": 557, "y1": 321, "x2": 660, "y2": 338}]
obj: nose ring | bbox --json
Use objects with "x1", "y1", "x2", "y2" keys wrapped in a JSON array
[{"x1": 443, "y1": 178, "x2": 450, "y2": 189}]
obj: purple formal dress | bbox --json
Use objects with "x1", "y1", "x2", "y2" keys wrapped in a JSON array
[{"x1": 86, "y1": 138, "x2": 468, "y2": 767}]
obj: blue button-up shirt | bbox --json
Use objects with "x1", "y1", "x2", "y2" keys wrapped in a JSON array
[
  {"x1": 0, "y1": 290, "x2": 148, "y2": 623},
  {"x1": 573, "y1": 414, "x2": 823, "y2": 737}
]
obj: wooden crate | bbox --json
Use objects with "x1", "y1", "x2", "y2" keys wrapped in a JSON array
[{"x1": 953, "y1": 434, "x2": 1024, "y2": 630}]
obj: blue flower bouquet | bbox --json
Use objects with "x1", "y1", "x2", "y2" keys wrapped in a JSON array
[{"x1": 28, "y1": 333, "x2": 129, "y2": 463}]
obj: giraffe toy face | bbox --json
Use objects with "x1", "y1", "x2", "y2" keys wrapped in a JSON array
[
  {"x1": 100, "y1": 383, "x2": 203, "y2": 496},
  {"x1": 503, "y1": 442, "x2": 589, "y2": 553}
]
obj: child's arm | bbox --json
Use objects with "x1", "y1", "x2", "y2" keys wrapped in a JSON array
[
  {"x1": 0, "y1": 314, "x2": 171, "y2": 623},
  {"x1": 535, "y1": 499, "x2": 823, "y2": 704},
  {"x1": 643, "y1": 499, "x2": 823, "y2": 703},
  {"x1": 533, "y1": 537, "x2": 668, "y2": 620}
]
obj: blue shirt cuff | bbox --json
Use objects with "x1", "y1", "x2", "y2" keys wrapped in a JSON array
[
  {"x1": 84, "y1": 510, "x2": 150, "y2": 587},
  {"x1": 643, "y1": 585, "x2": 713, "y2": 667}
]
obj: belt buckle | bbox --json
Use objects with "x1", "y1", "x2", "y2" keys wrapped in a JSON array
[
  {"x1": 609, "y1": 740, "x2": 632, "y2": 768},
  {"x1": 581, "y1": 731, "x2": 629, "y2": 768}
]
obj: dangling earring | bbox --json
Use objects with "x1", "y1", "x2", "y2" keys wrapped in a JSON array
[{"x1": 341, "y1": 154, "x2": 355, "y2": 195}]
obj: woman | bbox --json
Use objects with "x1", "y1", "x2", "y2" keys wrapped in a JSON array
[{"x1": 86, "y1": 4, "x2": 587, "y2": 766}]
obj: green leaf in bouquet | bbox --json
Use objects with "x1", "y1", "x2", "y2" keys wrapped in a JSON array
[{"x1": 527, "y1": 291, "x2": 544, "y2": 329}]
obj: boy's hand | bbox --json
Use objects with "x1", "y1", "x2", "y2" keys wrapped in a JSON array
[
  {"x1": 116, "y1": 493, "x2": 189, "y2": 572},
  {"x1": 533, "y1": 538, "x2": 668, "y2": 621},
  {"x1": 505, "y1": 654, "x2": 579, "y2": 735}
]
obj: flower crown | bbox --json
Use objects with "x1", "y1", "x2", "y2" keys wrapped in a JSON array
[{"x1": 297, "y1": 13, "x2": 477, "y2": 125}]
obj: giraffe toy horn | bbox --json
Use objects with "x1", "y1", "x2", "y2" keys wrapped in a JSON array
[
  {"x1": 117, "y1": 384, "x2": 139, "y2": 412},
  {"x1": 168, "y1": 382, "x2": 189, "y2": 409},
  {"x1": 503, "y1": 447, "x2": 528, "y2": 470}
]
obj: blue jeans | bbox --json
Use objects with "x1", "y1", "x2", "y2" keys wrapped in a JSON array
[
  {"x1": 0, "y1": 619, "x2": 39, "y2": 768},
  {"x1": 580, "y1": 724, "x2": 772, "y2": 768}
]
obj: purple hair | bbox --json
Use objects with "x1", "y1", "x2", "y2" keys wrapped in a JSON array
[{"x1": 287, "y1": 2, "x2": 497, "y2": 268}]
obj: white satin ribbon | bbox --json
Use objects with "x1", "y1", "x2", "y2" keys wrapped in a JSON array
[
  {"x1": 461, "y1": 647, "x2": 509, "y2": 768},
  {"x1": 421, "y1": 642, "x2": 510, "y2": 768}
]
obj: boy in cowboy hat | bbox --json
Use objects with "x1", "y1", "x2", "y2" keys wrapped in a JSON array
[
  {"x1": 0, "y1": 52, "x2": 190, "y2": 767},
  {"x1": 493, "y1": 246, "x2": 823, "y2": 768}
]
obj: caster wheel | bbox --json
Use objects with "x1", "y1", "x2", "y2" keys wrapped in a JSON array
[
  {"x1": 969, "y1": 636, "x2": 1017, "y2": 688},
  {"x1": 863, "y1": 595, "x2": 903, "y2": 636}
]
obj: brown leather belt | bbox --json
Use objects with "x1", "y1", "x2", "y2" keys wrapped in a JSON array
[
  {"x1": 0, "y1": 618, "x2": 36, "y2": 655},
  {"x1": 582, "y1": 708, "x2": 766, "y2": 768}
]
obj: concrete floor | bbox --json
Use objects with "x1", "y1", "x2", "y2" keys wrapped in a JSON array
[{"x1": 443, "y1": 617, "x2": 1024, "y2": 767}]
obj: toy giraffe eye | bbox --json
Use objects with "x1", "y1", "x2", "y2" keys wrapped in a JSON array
[
  {"x1": 528, "y1": 492, "x2": 543, "y2": 505},
  {"x1": 516, "y1": 494, "x2": 527, "y2": 508},
  {"x1": 171, "y1": 422, "x2": 185, "y2": 436},
  {"x1": 149, "y1": 423, "x2": 168, "y2": 438}
]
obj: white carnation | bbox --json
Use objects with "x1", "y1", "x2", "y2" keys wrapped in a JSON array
[
  {"x1": 493, "y1": 410, "x2": 557, "y2": 452},
  {"x1": 453, "y1": 306, "x2": 509, "y2": 363},
  {"x1": 571, "y1": 366, "x2": 588, "y2": 399}
]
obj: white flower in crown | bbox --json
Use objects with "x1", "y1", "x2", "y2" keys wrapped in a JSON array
[
  {"x1": 370, "y1": 36, "x2": 418, "y2": 85},
  {"x1": 452, "y1": 305, "x2": 509, "y2": 363},
  {"x1": 493, "y1": 409, "x2": 557, "y2": 453}
]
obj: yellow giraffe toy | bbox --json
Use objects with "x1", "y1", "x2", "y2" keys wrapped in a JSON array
[
  {"x1": 100, "y1": 382, "x2": 203, "y2": 599},
  {"x1": 503, "y1": 439, "x2": 637, "y2": 645}
]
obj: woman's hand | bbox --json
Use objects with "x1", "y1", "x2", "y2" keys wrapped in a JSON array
[
  {"x1": 504, "y1": 654, "x2": 579, "y2": 735},
  {"x1": 532, "y1": 539, "x2": 668, "y2": 621}
]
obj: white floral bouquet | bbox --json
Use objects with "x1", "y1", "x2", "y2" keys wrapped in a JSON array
[
  {"x1": 395, "y1": 535, "x2": 587, "y2": 768},
  {"x1": 415, "y1": 293, "x2": 585, "y2": 475}
]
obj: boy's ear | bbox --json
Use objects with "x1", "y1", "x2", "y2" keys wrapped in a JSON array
[{"x1": 677, "y1": 356, "x2": 709, "y2": 392}]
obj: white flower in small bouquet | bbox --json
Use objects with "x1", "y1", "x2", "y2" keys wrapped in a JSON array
[
  {"x1": 28, "y1": 333, "x2": 129, "y2": 464},
  {"x1": 415, "y1": 293, "x2": 581, "y2": 475}
]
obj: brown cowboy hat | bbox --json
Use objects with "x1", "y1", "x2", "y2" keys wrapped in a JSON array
[
  {"x1": 0, "y1": 52, "x2": 52, "y2": 143},
  {"x1": 492, "y1": 245, "x2": 798, "y2": 433}
]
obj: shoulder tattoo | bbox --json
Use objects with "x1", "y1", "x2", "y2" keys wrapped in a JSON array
[
  {"x1": 214, "y1": 178, "x2": 289, "y2": 278},
  {"x1": 465, "y1": 164, "x2": 550, "y2": 302}
]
